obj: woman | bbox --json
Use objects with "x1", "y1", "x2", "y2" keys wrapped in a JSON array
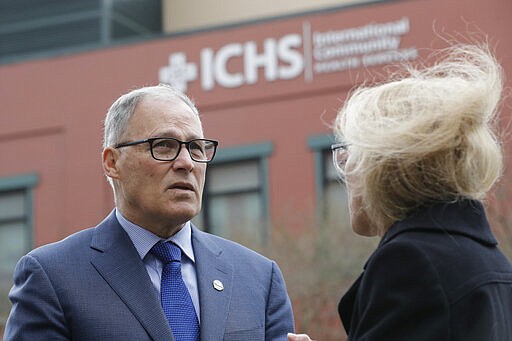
[{"x1": 289, "y1": 43, "x2": 512, "y2": 340}]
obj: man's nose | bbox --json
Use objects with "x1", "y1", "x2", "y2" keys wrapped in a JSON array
[{"x1": 173, "y1": 144, "x2": 194, "y2": 169}]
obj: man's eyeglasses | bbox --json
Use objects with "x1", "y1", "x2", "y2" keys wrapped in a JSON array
[
  {"x1": 331, "y1": 142, "x2": 349, "y2": 174},
  {"x1": 115, "y1": 138, "x2": 219, "y2": 163}
]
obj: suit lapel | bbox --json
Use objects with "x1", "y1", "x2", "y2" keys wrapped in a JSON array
[
  {"x1": 191, "y1": 226, "x2": 233, "y2": 340},
  {"x1": 89, "y1": 212, "x2": 174, "y2": 341}
]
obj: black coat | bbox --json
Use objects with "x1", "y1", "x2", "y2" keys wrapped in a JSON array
[{"x1": 339, "y1": 200, "x2": 512, "y2": 340}]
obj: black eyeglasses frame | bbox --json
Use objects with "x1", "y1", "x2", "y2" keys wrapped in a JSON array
[{"x1": 115, "y1": 137, "x2": 219, "y2": 163}]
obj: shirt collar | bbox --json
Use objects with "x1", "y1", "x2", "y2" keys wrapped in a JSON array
[{"x1": 115, "y1": 208, "x2": 195, "y2": 262}]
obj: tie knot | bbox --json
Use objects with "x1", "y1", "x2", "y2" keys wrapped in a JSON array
[{"x1": 150, "y1": 241, "x2": 181, "y2": 264}]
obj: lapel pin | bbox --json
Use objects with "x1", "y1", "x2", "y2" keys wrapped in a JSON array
[{"x1": 213, "y1": 279, "x2": 224, "y2": 291}]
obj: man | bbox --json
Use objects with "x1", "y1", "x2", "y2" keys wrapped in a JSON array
[{"x1": 5, "y1": 84, "x2": 294, "y2": 340}]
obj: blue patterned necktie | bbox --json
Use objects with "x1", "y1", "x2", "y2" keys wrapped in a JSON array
[{"x1": 150, "y1": 241, "x2": 200, "y2": 341}]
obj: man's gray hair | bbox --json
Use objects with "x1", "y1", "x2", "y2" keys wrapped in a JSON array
[{"x1": 103, "y1": 84, "x2": 200, "y2": 148}]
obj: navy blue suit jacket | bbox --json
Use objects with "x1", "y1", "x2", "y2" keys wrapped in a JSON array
[
  {"x1": 339, "y1": 200, "x2": 512, "y2": 340},
  {"x1": 5, "y1": 211, "x2": 294, "y2": 340}
]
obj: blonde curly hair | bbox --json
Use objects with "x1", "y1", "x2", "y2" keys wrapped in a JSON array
[{"x1": 334, "y1": 43, "x2": 504, "y2": 234}]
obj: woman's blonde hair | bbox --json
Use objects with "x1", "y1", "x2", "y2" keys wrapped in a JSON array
[{"x1": 334, "y1": 43, "x2": 504, "y2": 234}]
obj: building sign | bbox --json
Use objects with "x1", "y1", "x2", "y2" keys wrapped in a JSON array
[{"x1": 159, "y1": 17, "x2": 417, "y2": 92}]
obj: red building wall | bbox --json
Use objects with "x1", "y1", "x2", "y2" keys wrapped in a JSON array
[{"x1": 1, "y1": 0, "x2": 511, "y2": 246}]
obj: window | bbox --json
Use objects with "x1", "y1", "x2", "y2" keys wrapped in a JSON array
[
  {"x1": 0, "y1": 174, "x2": 38, "y2": 330},
  {"x1": 196, "y1": 142, "x2": 272, "y2": 246},
  {"x1": 0, "y1": 0, "x2": 162, "y2": 64},
  {"x1": 308, "y1": 135, "x2": 349, "y2": 221}
]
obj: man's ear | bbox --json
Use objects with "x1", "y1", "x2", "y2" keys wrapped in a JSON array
[{"x1": 102, "y1": 147, "x2": 121, "y2": 180}]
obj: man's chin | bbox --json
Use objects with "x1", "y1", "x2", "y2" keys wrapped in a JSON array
[{"x1": 166, "y1": 206, "x2": 199, "y2": 223}]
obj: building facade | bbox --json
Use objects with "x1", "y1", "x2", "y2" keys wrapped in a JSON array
[{"x1": 1, "y1": 0, "x2": 511, "y2": 333}]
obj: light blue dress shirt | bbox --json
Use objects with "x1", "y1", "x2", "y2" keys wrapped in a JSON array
[{"x1": 115, "y1": 209, "x2": 200, "y2": 321}]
